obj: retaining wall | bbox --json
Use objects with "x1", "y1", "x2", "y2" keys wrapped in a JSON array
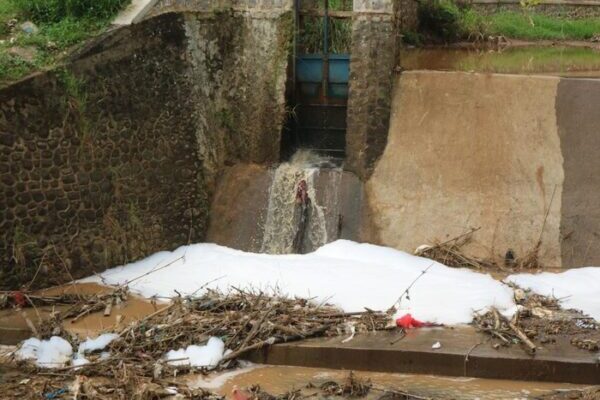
[
  {"x1": 0, "y1": 8, "x2": 291, "y2": 289},
  {"x1": 364, "y1": 70, "x2": 600, "y2": 268}
]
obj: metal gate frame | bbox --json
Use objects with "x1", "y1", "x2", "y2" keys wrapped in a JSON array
[{"x1": 292, "y1": 0, "x2": 351, "y2": 156}]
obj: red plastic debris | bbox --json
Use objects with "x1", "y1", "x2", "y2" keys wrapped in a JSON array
[
  {"x1": 11, "y1": 291, "x2": 27, "y2": 307},
  {"x1": 395, "y1": 313, "x2": 427, "y2": 329},
  {"x1": 295, "y1": 180, "x2": 309, "y2": 205}
]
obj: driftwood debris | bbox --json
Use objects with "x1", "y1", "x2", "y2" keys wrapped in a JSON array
[{"x1": 474, "y1": 288, "x2": 599, "y2": 354}]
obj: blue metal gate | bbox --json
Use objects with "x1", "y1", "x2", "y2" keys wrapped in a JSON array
[{"x1": 292, "y1": 0, "x2": 350, "y2": 156}]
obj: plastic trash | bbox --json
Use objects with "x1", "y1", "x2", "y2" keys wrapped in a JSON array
[{"x1": 395, "y1": 313, "x2": 426, "y2": 329}]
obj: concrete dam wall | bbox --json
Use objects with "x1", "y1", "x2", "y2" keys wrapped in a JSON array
[
  {"x1": 2, "y1": 0, "x2": 600, "y2": 290},
  {"x1": 364, "y1": 71, "x2": 600, "y2": 269}
]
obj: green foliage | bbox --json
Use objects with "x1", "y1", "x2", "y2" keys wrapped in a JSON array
[
  {"x1": 298, "y1": 16, "x2": 351, "y2": 54},
  {"x1": 484, "y1": 12, "x2": 600, "y2": 40},
  {"x1": 58, "y1": 68, "x2": 87, "y2": 109},
  {"x1": 0, "y1": 0, "x2": 129, "y2": 85},
  {"x1": 217, "y1": 108, "x2": 235, "y2": 131},
  {"x1": 401, "y1": 31, "x2": 424, "y2": 46},
  {"x1": 0, "y1": 51, "x2": 34, "y2": 82},
  {"x1": 11, "y1": 0, "x2": 130, "y2": 23},
  {"x1": 417, "y1": 0, "x2": 462, "y2": 40},
  {"x1": 415, "y1": 0, "x2": 600, "y2": 42},
  {"x1": 0, "y1": 2, "x2": 19, "y2": 35}
]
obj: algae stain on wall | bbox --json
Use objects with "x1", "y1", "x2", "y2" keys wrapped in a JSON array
[{"x1": 183, "y1": 9, "x2": 291, "y2": 190}]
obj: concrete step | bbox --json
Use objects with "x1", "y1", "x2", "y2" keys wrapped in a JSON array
[{"x1": 246, "y1": 327, "x2": 600, "y2": 385}]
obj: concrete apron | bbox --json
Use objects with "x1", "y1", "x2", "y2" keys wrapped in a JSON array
[{"x1": 245, "y1": 327, "x2": 600, "y2": 385}]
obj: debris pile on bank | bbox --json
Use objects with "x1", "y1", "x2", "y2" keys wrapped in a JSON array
[
  {"x1": 473, "y1": 286, "x2": 599, "y2": 353},
  {"x1": 414, "y1": 227, "x2": 545, "y2": 271},
  {"x1": 0, "y1": 368, "x2": 431, "y2": 400},
  {"x1": 4, "y1": 289, "x2": 390, "y2": 393}
]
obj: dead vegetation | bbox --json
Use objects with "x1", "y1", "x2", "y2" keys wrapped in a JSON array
[
  {"x1": 473, "y1": 286, "x2": 599, "y2": 354},
  {"x1": 536, "y1": 387, "x2": 600, "y2": 400},
  {"x1": 0, "y1": 368, "x2": 433, "y2": 400},
  {"x1": 1, "y1": 288, "x2": 391, "y2": 399},
  {"x1": 415, "y1": 226, "x2": 547, "y2": 271}
]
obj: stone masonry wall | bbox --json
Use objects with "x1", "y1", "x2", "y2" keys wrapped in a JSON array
[
  {"x1": 0, "y1": 14, "x2": 206, "y2": 289},
  {"x1": 0, "y1": 9, "x2": 292, "y2": 289},
  {"x1": 345, "y1": 0, "x2": 400, "y2": 179}
]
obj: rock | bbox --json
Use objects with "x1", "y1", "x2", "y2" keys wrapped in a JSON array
[
  {"x1": 8, "y1": 46, "x2": 37, "y2": 63},
  {"x1": 20, "y1": 21, "x2": 39, "y2": 35}
]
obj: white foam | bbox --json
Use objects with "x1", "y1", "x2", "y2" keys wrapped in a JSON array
[
  {"x1": 165, "y1": 337, "x2": 225, "y2": 368},
  {"x1": 15, "y1": 336, "x2": 73, "y2": 368},
  {"x1": 508, "y1": 267, "x2": 600, "y2": 320},
  {"x1": 78, "y1": 333, "x2": 119, "y2": 354},
  {"x1": 82, "y1": 240, "x2": 516, "y2": 325}
]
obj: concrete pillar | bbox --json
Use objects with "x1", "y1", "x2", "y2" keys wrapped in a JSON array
[{"x1": 345, "y1": 0, "x2": 399, "y2": 179}]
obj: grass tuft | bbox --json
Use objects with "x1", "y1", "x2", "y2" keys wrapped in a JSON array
[
  {"x1": 0, "y1": 0, "x2": 130, "y2": 85},
  {"x1": 415, "y1": 0, "x2": 600, "y2": 42},
  {"x1": 483, "y1": 12, "x2": 600, "y2": 40}
]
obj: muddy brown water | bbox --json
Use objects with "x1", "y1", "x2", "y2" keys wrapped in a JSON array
[
  {"x1": 400, "y1": 47, "x2": 600, "y2": 77},
  {"x1": 186, "y1": 364, "x2": 591, "y2": 400},
  {"x1": 0, "y1": 283, "x2": 164, "y2": 343}
]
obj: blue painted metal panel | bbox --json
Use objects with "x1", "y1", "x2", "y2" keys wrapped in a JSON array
[
  {"x1": 297, "y1": 55, "x2": 323, "y2": 83},
  {"x1": 296, "y1": 54, "x2": 350, "y2": 85},
  {"x1": 329, "y1": 55, "x2": 350, "y2": 83}
]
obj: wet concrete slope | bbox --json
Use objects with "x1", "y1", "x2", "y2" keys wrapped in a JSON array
[
  {"x1": 364, "y1": 70, "x2": 600, "y2": 268},
  {"x1": 207, "y1": 162, "x2": 363, "y2": 253},
  {"x1": 365, "y1": 71, "x2": 564, "y2": 267},
  {"x1": 556, "y1": 78, "x2": 600, "y2": 267}
]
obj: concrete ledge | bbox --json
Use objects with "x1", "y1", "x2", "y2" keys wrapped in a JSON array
[
  {"x1": 113, "y1": 0, "x2": 161, "y2": 25},
  {"x1": 246, "y1": 328, "x2": 600, "y2": 385}
]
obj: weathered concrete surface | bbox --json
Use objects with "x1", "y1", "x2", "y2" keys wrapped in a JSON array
[
  {"x1": 471, "y1": 0, "x2": 600, "y2": 18},
  {"x1": 345, "y1": 0, "x2": 400, "y2": 179},
  {"x1": 364, "y1": 71, "x2": 564, "y2": 267},
  {"x1": 207, "y1": 164, "x2": 273, "y2": 252},
  {"x1": 183, "y1": 11, "x2": 291, "y2": 190},
  {"x1": 557, "y1": 78, "x2": 600, "y2": 267},
  {"x1": 247, "y1": 327, "x2": 600, "y2": 384},
  {"x1": 112, "y1": 0, "x2": 160, "y2": 25}
]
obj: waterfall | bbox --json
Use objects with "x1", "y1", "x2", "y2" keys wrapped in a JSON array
[{"x1": 260, "y1": 150, "x2": 342, "y2": 254}]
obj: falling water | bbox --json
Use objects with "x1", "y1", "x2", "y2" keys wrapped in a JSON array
[{"x1": 260, "y1": 150, "x2": 342, "y2": 254}]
